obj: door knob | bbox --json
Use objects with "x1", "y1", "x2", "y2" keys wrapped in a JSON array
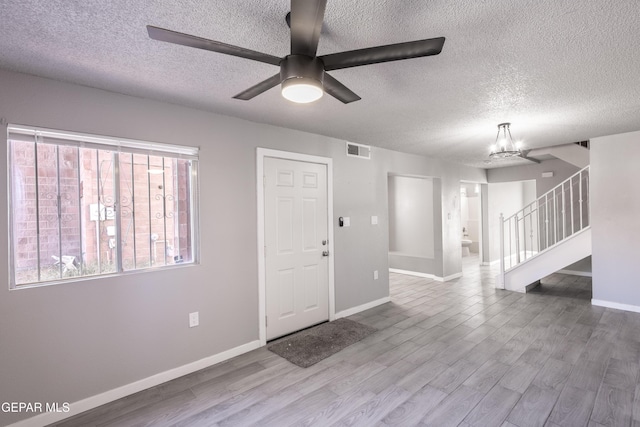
[
  {"x1": 322, "y1": 240, "x2": 327, "y2": 245},
  {"x1": 322, "y1": 251, "x2": 329, "y2": 257}
]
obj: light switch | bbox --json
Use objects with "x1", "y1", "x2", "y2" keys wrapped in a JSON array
[
  {"x1": 343, "y1": 217, "x2": 350, "y2": 227},
  {"x1": 371, "y1": 215, "x2": 378, "y2": 225},
  {"x1": 189, "y1": 312, "x2": 199, "y2": 328}
]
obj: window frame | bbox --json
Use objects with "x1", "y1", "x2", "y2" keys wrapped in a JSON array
[{"x1": 7, "y1": 124, "x2": 200, "y2": 289}]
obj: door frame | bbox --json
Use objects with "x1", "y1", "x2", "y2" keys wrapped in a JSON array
[
  {"x1": 256, "y1": 148, "x2": 336, "y2": 346},
  {"x1": 460, "y1": 180, "x2": 485, "y2": 266}
]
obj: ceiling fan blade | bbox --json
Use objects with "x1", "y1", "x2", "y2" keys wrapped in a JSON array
[
  {"x1": 320, "y1": 37, "x2": 445, "y2": 71},
  {"x1": 232, "y1": 74, "x2": 282, "y2": 100},
  {"x1": 290, "y1": 0, "x2": 327, "y2": 57},
  {"x1": 323, "y1": 74, "x2": 361, "y2": 104},
  {"x1": 147, "y1": 25, "x2": 281, "y2": 66}
]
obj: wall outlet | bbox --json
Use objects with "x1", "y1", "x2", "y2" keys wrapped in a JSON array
[
  {"x1": 189, "y1": 311, "x2": 199, "y2": 328},
  {"x1": 373, "y1": 270, "x2": 379, "y2": 280},
  {"x1": 371, "y1": 215, "x2": 378, "y2": 225}
]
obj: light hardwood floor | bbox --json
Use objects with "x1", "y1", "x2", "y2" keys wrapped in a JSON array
[{"x1": 54, "y1": 257, "x2": 640, "y2": 427}]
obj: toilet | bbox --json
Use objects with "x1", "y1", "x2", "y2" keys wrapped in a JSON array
[{"x1": 461, "y1": 239, "x2": 472, "y2": 257}]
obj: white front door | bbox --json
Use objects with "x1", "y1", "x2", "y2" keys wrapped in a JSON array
[{"x1": 264, "y1": 157, "x2": 329, "y2": 340}]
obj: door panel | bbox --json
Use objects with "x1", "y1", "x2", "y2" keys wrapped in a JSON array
[
  {"x1": 303, "y1": 264, "x2": 319, "y2": 310},
  {"x1": 265, "y1": 157, "x2": 329, "y2": 340},
  {"x1": 276, "y1": 197, "x2": 294, "y2": 254},
  {"x1": 277, "y1": 268, "x2": 295, "y2": 318},
  {"x1": 302, "y1": 198, "x2": 318, "y2": 251}
]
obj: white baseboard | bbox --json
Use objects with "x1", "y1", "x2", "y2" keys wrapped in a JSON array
[
  {"x1": 557, "y1": 269, "x2": 592, "y2": 277},
  {"x1": 388, "y1": 268, "x2": 462, "y2": 283},
  {"x1": 336, "y1": 296, "x2": 391, "y2": 319},
  {"x1": 435, "y1": 272, "x2": 463, "y2": 282},
  {"x1": 389, "y1": 268, "x2": 434, "y2": 279},
  {"x1": 591, "y1": 299, "x2": 640, "y2": 313},
  {"x1": 7, "y1": 340, "x2": 262, "y2": 427}
]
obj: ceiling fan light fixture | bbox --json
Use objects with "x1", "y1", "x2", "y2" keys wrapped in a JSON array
[{"x1": 281, "y1": 77, "x2": 323, "y2": 103}]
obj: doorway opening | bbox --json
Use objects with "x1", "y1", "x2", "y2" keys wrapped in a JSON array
[{"x1": 459, "y1": 182, "x2": 483, "y2": 268}]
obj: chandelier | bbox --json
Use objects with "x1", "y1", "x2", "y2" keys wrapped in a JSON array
[{"x1": 489, "y1": 123, "x2": 522, "y2": 159}]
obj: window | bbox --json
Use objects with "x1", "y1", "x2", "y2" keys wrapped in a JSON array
[{"x1": 7, "y1": 125, "x2": 199, "y2": 288}]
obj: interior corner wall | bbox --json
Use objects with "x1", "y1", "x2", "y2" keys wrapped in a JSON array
[
  {"x1": 379, "y1": 150, "x2": 487, "y2": 280},
  {"x1": 487, "y1": 158, "x2": 579, "y2": 197},
  {"x1": 388, "y1": 175, "x2": 435, "y2": 258},
  {"x1": 0, "y1": 69, "x2": 486, "y2": 425},
  {"x1": 388, "y1": 175, "x2": 437, "y2": 275},
  {"x1": 591, "y1": 130, "x2": 640, "y2": 308}
]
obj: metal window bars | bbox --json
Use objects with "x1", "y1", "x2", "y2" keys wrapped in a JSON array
[{"x1": 9, "y1": 141, "x2": 196, "y2": 286}]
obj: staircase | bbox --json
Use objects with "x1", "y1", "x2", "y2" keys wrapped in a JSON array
[{"x1": 498, "y1": 166, "x2": 590, "y2": 292}]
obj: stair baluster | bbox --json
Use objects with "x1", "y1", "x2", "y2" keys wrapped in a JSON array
[{"x1": 498, "y1": 166, "x2": 590, "y2": 289}]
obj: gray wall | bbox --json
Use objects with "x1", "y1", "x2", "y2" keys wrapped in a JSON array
[
  {"x1": 388, "y1": 175, "x2": 437, "y2": 275},
  {"x1": 0, "y1": 69, "x2": 486, "y2": 425},
  {"x1": 487, "y1": 180, "x2": 536, "y2": 262},
  {"x1": 388, "y1": 175, "x2": 435, "y2": 258},
  {"x1": 591, "y1": 130, "x2": 640, "y2": 307},
  {"x1": 487, "y1": 158, "x2": 579, "y2": 197}
]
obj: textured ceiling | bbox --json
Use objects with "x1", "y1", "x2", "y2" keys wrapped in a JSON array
[{"x1": 1, "y1": 0, "x2": 639, "y2": 168}]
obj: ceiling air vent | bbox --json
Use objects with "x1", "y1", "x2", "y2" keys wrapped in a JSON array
[
  {"x1": 574, "y1": 140, "x2": 590, "y2": 149},
  {"x1": 346, "y1": 142, "x2": 371, "y2": 159}
]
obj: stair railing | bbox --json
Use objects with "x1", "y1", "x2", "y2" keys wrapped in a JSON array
[{"x1": 499, "y1": 166, "x2": 590, "y2": 279}]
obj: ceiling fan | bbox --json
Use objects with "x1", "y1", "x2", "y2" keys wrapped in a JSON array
[{"x1": 147, "y1": 0, "x2": 445, "y2": 104}]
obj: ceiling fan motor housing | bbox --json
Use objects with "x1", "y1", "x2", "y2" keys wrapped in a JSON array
[{"x1": 280, "y1": 55, "x2": 325, "y2": 87}]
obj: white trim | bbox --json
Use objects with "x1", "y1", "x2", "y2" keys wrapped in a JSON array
[
  {"x1": 7, "y1": 340, "x2": 261, "y2": 427},
  {"x1": 389, "y1": 268, "x2": 434, "y2": 279},
  {"x1": 435, "y1": 272, "x2": 463, "y2": 282},
  {"x1": 257, "y1": 151, "x2": 266, "y2": 345},
  {"x1": 335, "y1": 296, "x2": 391, "y2": 319},
  {"x1": 388, "y1": 268, "x2": 462, "y2": 282},
  {"x1": 557, "y1": 269, "x2": 592, "y2": 277},
  {"x1": 8, "y1": 124, "x2": 199, "y2": 157},
  {"x1": 591, "y1": 299, "x2": 640, "y2": 313},
  {"x1": 256, "y1": 148, "x2": 335, "y2": 346}
]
